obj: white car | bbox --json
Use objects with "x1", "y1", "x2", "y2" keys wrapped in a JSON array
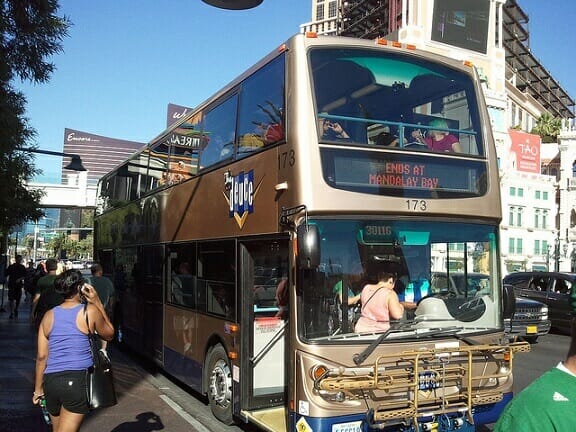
[{"x1": 71, "y1": 260, "x2": 84, "y2": 270}]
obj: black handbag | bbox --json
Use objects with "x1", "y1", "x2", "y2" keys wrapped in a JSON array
[{"x1": 84, "y1": 306, "x2": 117, "y2": 409}]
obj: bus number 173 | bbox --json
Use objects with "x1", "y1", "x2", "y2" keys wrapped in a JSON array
[{"x1": 407, "y1": 199, "x2": 427, "y2": 211}]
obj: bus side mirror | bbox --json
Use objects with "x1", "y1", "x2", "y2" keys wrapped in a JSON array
[
  {"x1": 297, "y1": 224, "x2": 320, "y2": 269},
  {"x1": 502, "y1": 283, "x2": 516, "y2": 319}
]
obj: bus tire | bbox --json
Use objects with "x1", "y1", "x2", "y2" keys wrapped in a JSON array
[{"x1": 206, "y1": 344, "x2": 234, "y2": 425}]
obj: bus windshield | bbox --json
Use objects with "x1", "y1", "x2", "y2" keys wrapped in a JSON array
[
  {"x1": 300, "y1": 219, "x2": 501, "y2": 342},
  {"x1": 311, "y1": 47, "x2": 483, "y2": 156}
]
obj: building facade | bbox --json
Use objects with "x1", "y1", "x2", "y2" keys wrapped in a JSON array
[
  {"x1": 302, "y1": 0, "x2": 575, "y2": 273},
  {"x1": 62, "y1": 128, "x2": 144, "y2": 187}
]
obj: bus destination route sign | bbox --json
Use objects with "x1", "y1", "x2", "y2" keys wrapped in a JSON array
[{"x1": 323, "y1": 150, "x2": 487, "y2": 196}]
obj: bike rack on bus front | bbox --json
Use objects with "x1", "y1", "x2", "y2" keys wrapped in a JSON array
[{"x1": 315, "y1": 341, "x2": 530, "y2": 431}]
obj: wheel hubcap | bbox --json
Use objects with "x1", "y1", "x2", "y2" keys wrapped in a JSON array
[{"x1": 209, "y1": 359, "x2": 232, "y2": 407}]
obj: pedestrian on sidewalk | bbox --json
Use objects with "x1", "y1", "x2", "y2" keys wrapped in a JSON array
[
  {"x1": 31, "y1": 259, "x2": 63, "y2": 330},
  {"x1": 87, "y1": 263, "x2": 115, "y2": 354},
  {"x1": 33, "y1": 269, "x2": 114, "y2": 432},
  {"x1": 6, "y1": 255, "x2": 27, "y2": 319},
  {"x1": 24, "y1": 260, "x2": 36, "y2": 303},
  {"x1": 494, "y1": 288, "x2": 576, "y2": 431}
]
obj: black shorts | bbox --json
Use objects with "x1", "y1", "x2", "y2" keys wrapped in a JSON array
[
  {"x1": 43, "y1": 370, "x2": 89, "y2": 415},
  {"x1": 8, "y1": 286, "x2": 22, "y2": 302}
]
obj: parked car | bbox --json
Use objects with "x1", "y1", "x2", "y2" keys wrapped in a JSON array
[
  {"x1": 431, "y1": 272, "x2": 550, "y2": 341},
  {"x1": 70, "y1": 260, "x2": 84, "y2": 270},
  {"x1": 504, "y1": 289, "x2": 550, "y2": 343},
  {"x1": 503, "y1": 271, "x2": 576, "y2": 333}
]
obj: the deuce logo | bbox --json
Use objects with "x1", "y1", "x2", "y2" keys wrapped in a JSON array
[{"x1": 223, "y1": 169, "x2": 263, "y2": 229}]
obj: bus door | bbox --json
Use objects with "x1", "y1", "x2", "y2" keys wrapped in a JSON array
[
  {"x1": 140, "y1": 244, "x2": 165, "y2": 364},
  {"x1": 239, "y1": 239, "x2": 289, "y2": 411}
]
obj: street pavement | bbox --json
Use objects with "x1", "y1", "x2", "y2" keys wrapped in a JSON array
[{"x1": 0, "y1": 288, "x2": 210, "y2": 432}]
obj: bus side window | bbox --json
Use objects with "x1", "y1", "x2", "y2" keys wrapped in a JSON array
[
  {"x1": 207, "y1": 282, "x2": 231, "y2": 317},
  {"x1": 148, "y1": 141, "x2": 170, "y2": 189},
  {"x1": 197, "y1": 240, "x2": 236, "y2": 320},
  {"x1": 237, "y1": 54, "x2": 285, "y2": 156},
  {"x1": 168, "y1": 112, "x2": 202, "y2": 180},
  {"x1": 199, "y1": 95, "x2": 238, "y2": 169}
]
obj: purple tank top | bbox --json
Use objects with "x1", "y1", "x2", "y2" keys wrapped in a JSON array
[{"x1": 45, "y1": 303, "x2": 93, "y2": 374}]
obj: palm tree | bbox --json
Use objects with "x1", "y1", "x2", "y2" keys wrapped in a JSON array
[{"x1": 531, "y1": 112, "x2": 562, "y2": 143}]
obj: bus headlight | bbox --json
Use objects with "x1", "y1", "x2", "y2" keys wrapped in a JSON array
[
  {"x1": 311, "y1": 364, "x2": 329, "y2": 381},
  {"x1": 317, "y1": 390, "x2": 346, "y2": 402}
]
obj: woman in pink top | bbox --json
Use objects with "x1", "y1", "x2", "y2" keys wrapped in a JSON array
[
  {"x1": 411, "y1": 119, "x2": 462, "y2": 153},
  {"x1": 355, "y1": 272, "x2": 404, "y2": 333}
]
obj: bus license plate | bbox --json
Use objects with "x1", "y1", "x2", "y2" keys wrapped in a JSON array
[
  {"x1": 526, "y1": 325, "x2": 538, "y2": 334},
  {"x1": 332, "y1": 421, "x2": 362, "y2": 432}
]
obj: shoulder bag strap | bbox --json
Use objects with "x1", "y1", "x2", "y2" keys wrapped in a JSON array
[
  {"x1": 84, "y1": 304, "x2": 97, "y2": 363},
  {"x1": 84, "y1": 303, "x2": 91, "y2": 334},
  {"x1": 361, "y1": 287, "x2": 383, "y2": 312}
]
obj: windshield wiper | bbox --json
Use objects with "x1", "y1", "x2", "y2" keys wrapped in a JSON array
[
  {"x1": 411, "y1": 327, "x2": 461, "y2": 339},
  {"x1": 403, "y1": 327, "x2": 483, "y2": 346},
  {"x1": 353, "y1": 329, "x2": 391, "y2": 365},
  {"x1": 353, "y1": 327, "x2": 469, "y2": 365}
]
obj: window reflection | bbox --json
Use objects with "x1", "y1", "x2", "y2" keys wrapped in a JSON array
[
  {"x1": 199, "y1": 95, "x2": 238, "y2": 169},
  {"x1": 237, "y1": 55, "x2": 285, "y2": 155}
]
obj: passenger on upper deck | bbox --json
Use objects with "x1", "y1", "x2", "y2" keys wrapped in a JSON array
[
  {"x1": 411, "y1": 119, "x2": 462, "y2": 153},
  {"x1": 319, "y1": 116, "x2": 350, "y2": 141},
  {"x1": 374, "y1": 127, "x2": 405, "y2": 147}
]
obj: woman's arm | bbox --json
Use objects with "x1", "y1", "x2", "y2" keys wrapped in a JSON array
[
  {"x1": 30, "y1": 292, "x2": 41, "y2": 323},
  {"x1": 451, "y1": 140, "x2": 462, "y2": 153},
  {"x1": 387, "y1": 290, "x2": 404, "y2": 320},
  {"x1": 83, "y1": 284, "x2": 115, "y2": 341},
  {"x1": 347, "y1": 293, "x2": 361, "y2": 305},
  {"x1": 33, "y1": 313, "x2": 50, "y2": 405}
]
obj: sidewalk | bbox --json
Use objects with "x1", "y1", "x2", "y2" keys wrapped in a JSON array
[{"x1": 0, "y1": 289, "x2": 204, "y2": 432}]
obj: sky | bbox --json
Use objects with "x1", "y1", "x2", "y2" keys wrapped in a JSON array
[{"x1": 16, "y1": 0, "x2": 576, "y2": 181}]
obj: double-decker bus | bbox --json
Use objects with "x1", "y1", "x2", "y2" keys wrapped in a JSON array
[{"x1": 94, "y1": 33, "x2": 528, "y2": 432}]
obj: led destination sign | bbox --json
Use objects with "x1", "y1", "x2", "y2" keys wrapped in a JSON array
[
  {"x1": 322, "y1": 149, "x2": 487, "y2": 197},
  {"x1": 369, "y1": 162, "x2": 440, "y2": 189}
]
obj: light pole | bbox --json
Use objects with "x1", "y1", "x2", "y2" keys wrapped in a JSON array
[
  {"x1": 8, "y1": 148, "x2": 87, "y2": 260},
  {"x1": 201, "y1": 0, "x2": 263, "y2": 10},
  {"x1": 554, "y1": 237, "x2": 561, "y2": 272},
  {"x1": 32, "y1": 216, "x2": 57, "y2": 262},
  {"x1": 18, "y1": 147, "x2": 86, "y2": 171}
]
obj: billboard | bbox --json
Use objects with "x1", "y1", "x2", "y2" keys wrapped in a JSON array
[
  {"x1": 431, "y1": 0, "x2": 490, "y2": 54},
  {"x1": 167, "y1": 103, "x2": 193, "y2": 127},
  {"x1": 509, "y1": 130, "x2": 542, "y2": 174}
]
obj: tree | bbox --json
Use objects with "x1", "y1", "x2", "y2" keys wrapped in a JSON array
[
  {"x1": 531, "y1": 112, "x2": 562, "y2": 143},
  {"x1": 77, "y1": 233, "x2": 93, "y2": 259},
  {"x1": 0, "y1": 1, "x2": 71, "y2": 255}
]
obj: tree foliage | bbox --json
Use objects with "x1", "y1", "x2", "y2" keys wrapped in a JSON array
[
  {"x1": 531, "y1": 112, "x2": 562, "y2": 143},
  {"x1": 0, "y1": 1, "x2": 70, "y2": 251},
  {"x1": 45, "y1": 232, "x2": 92, "y2": 259}
]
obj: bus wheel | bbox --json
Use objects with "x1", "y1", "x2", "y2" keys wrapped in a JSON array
[{"x1": 206, "y1": 344, "x2": 234, "y2": 425}]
